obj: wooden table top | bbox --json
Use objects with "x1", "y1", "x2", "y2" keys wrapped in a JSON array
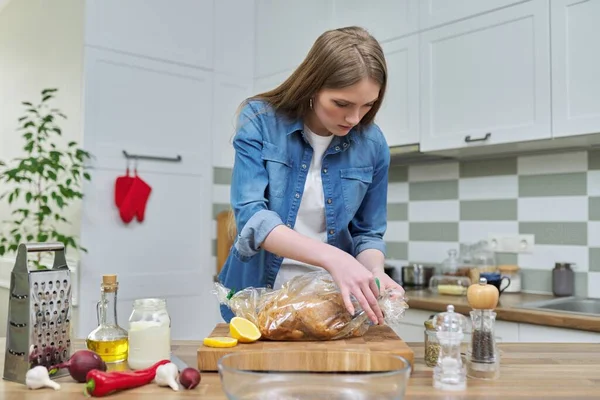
[
  {"x1": 405, "y1": 289, "x2": 600, "y2": 332},
  {"x1": 0, "y1": 338, "x2": 599, "y2": 399}
]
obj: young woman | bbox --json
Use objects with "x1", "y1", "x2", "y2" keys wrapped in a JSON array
[{"x1": 218, "y1": 26, "x2": 403, "y2": 326}]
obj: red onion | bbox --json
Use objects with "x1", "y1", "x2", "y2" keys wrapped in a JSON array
[
  {"x1": 179, "y1": 367, "x2": 201, "y2": 389},
  {"x1": 49, "y1": 349, "x2": 107, "y2": 383}
]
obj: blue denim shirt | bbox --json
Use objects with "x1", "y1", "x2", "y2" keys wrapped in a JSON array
[{"x1": 217, "y1": 100, "x2": 390, "y2": 321}]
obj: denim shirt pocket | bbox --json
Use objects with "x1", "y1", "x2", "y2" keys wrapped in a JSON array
[
  {"x1": 340, "y1": 166, "x2": 374, "y2": 217},
  {"x1": 261, "y1": 141, "x2": 293, "y2": 198}
]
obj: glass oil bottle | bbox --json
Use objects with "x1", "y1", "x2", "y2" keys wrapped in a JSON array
[{"x1": 86, "y1": 274, "x2": 129, "y2": 363}]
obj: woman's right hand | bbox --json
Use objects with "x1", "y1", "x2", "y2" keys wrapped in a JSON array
[{"x1": 323, "y1": 250, "x2": 385, "y2": 325}]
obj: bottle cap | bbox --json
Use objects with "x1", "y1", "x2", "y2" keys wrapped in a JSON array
[{"x1": 102, "y1": 274, "x2": 118, "y2": 292}]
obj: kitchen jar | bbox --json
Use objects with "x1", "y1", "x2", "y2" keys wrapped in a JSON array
[
  {"x1": 498, "y1": 265, "x2": 521, "y2": 293},
  {"x1": 552, "y1": 263, "x2": 575, "y2": 297},
  {"x1": 429, "y1": 275, "x2": 471, "y2": 296},
  {"x1": 127, "y1": 298, "x2": 171, "y2": 370},
  {"x1": 424, "y1": 317, "x2": 440, "y2": 367}
]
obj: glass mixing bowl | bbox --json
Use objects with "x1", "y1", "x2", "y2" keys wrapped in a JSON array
[{"x1": 217, "y1": 349, "x2": 412, "y2": 400}]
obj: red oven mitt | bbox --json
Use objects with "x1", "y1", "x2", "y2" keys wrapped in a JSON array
[
  {"x1": 114, "y1": 168, "x2": 134, "y2": 208},
  {"x1": 119, "y1": 175, "x2": 152, "y2": 224}
]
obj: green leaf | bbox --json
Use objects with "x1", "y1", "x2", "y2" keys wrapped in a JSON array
[
  {"x1": 25, "y1": 192, "x2": 32, "y2": 203},
  {"x1": 42, "y1": 95, "x2": 53, "y2": 102},
  {"x1": 83, "y1": 172, "x2": 91, "y2": 180},
  {"x1": 21, "y1": 102, "x2": 33, "y2": 106},
  {"x1": 41, "y1": 88, "x2": 57, "y2": 95},
  {"x1": 38, "y1": 233, "x2": 48, "y2": 242},
  {"x1": 68, "y1": 141, "x2": 77, "y2": 147},
  {"x1": 52, "y1": 128, "x2": 61, "y2": 135},
  {"x1": 55, "y1": 196, "x2": 64, "y2": 208},
  {"x1": 0, "y1": 246, "x2": 5, "y2": 256},
  {"x1": 47, "y1": 170, "x2": 57, "y2": 180}
]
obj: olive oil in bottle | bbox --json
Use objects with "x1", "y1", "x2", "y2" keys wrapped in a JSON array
[{"x1": 86, "y1": 275, "x2": 129, "y2": 363}]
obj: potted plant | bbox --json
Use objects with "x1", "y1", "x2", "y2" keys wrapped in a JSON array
[{"x1": 0, "y1": 88, "x2": 93, "y2": 268}]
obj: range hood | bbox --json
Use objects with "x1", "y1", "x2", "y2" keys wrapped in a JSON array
[{"x1": 389, "y1": 143, "x2": 456, "y2": 166}]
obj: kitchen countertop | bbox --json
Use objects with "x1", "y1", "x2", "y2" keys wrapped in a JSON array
[
  {"x1": 405, "y1": 289, "x2": 600, "y2": 332},
  {"x1": 0, "y1": 338, "x2": 599, "y2": 399}
]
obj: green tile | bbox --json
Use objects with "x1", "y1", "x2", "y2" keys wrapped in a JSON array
[
  {"x1": 385, "y1": 242, "x2": 408, "y2": 259},
  {"x1": 409, "y1": 222, "x2": 458, "y2": 242},
  {"x1": 212, "y1": 239, "x2": 217, "y2": 256},
  {"x1": 574, "y1": 272, "x2": 588, "y2": 297},
  {"x1": 519, "y1": 172, "x2": 587, "y2": 197},
  {"x1": 520, "y1": 269, "x2": 552, "y2": 293},
  {"x1": 212, "y1": 203, "x2": 231, "y2": 218},
  {"x1": 519, "y1": 222, "x2": 587, "y2": 246},
  {"x1": 459, "y1": 157, "x2": 517, "y2": 178},
  {"x1": 409, "y1": 180, "x2": 458, "y2": 201},
  {"x1": 388, "y1": 203, "x2": 408, "y2": 221},
  {"x1": 589, "y1": 197, "x2": 600, "y2": 221},
  {"x1": 520, "y1": 269, "x2": 587, "y2": 296},
  {"x1": 589, "y1": 150, "x2": 600, "y2": 170},
  {"x1": 388, "y1": 165, "x2": 408, "y2": 182},
  {"x1": 495, "y1": 252, "x2": 518, "y2": 265},
  {"x1": 460, "y1": 200, "x2": 517, "y2": 221},
  {"x1": 213, "y1": 167, "x2": 233, "y2": 184},
  {"x1": 590, "y1": 248, "x2": 600, "y2": 272}
]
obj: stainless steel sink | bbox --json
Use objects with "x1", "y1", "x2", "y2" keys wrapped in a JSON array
[{"x1": 516, "y1": 297, "x2": 600, "y2": 317}]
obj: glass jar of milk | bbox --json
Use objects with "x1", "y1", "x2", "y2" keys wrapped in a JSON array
[{"x1": 127, "y1": 298, "x2": 171, "y2": 370}]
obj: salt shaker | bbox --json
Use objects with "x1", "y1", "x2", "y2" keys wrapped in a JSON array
[{"x1": 431, "y1": 304, "x2": 469, "y2": 391}]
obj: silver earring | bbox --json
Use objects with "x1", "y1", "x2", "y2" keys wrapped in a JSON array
[{"x1": 309, "y1": 98, "x2": 313, "y2": 109}]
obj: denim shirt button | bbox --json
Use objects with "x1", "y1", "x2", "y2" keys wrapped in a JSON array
[
  {"x1": 329, "y1": 229, "x2": 335, "y2": 235},
  {"x1": 327, "y1": 198, "x2": 332, "y2": 204},
  {"x1": 335, "y1": 146, "x2": 340, "y2": 151},
  {"x1": 266, "y1": 284, "x2": 272, "y2": 289},
  {"x1": 301, "y1": 163, "x2": 307, "y2": 169},
  {"x1": 323, "y1": 168, "x2": 328, "y2": 174},
  {"x1": 295, "y1": 193, "x2": 300, "y2": 199},
  {"x1": 343, "y1": 142, "x2": 348, "y2": 148},
  {"x1": 286, "y1": 223, "x2": 291, "y2": 228}
]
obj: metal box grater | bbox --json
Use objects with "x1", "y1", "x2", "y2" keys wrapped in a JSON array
[{"x1": 3, "y1": 242, "x2": 73, "y2": 384}]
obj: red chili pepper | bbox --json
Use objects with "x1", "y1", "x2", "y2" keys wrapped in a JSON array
[{"x1": 84, "y1": 359, "x2": 170, "y2": 397}]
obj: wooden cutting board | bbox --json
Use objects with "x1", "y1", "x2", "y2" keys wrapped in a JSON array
[{"x1": 197, "y1": 323, "x2": 414, "y2": 373}]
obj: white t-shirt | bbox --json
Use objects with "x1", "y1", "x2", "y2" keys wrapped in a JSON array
[{"x1": 273, "y1": 125, "x2": 334, "y2": 289}]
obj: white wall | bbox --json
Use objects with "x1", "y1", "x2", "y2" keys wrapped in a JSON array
[{"x1": 0, "y1": 0, "x2": 84, "y2": 336}]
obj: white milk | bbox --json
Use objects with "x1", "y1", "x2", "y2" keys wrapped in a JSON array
[{"x1": 127, "y1": 320, "x2": 171, "y2": 370}]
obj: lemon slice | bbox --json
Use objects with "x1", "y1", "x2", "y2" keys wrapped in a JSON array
[
  {"x1": 229, "y1": 317, "x2": 261, "y2": 343},
  {"x1": 203, "y1": 336, "x2": 238, "y2": 348}
]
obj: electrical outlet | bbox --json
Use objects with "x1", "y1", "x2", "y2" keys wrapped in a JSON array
[{"x1": 488, "y1": 234, "x2": 535, "y2": 253}]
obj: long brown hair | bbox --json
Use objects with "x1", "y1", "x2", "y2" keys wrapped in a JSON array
[
  {"x1": 227, "y1": 26, "x2": 387, "y2": 239},
  {"x1": 243, "y1": 26, "x2": 387, "y2": 127}
]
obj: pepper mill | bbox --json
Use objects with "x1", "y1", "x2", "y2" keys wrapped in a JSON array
[{"x1": 466, "y1": 277, "x2": 500, "y2": 380}]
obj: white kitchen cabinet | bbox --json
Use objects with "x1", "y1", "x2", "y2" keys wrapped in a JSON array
[
  {"x1": 333, "y1": 0, "x2": 419, "y2": 42},
  {"x1": 551, "y1": 0, "x2": 600, "y2": 138},
  {"x1": 419, "y1": 0, "x2": 526, "y2": 30},
  {"x1": 254, "y1": 0, "x2": 335, "y2": 78},
  {"x1": 84, "y1": 0, "x2": 214, "y2": 69},
  {"x1": 377, "y1": 35, "x2": 420, "y2": 147},
  {"x1": 419, "y1": 0, "x2": 551, "y2": 152},
  {"x1": 518, "y1": 323, "x2": 600, "y2": 343}
]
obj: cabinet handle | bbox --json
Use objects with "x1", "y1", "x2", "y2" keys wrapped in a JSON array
[{"x1": 464, "y1": 133, "x2": 491, "y2": 143}]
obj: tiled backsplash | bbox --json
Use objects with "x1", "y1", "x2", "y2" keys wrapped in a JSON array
[{"x1": 212, "y1": 149, "x2": 600, "y2": 298}]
